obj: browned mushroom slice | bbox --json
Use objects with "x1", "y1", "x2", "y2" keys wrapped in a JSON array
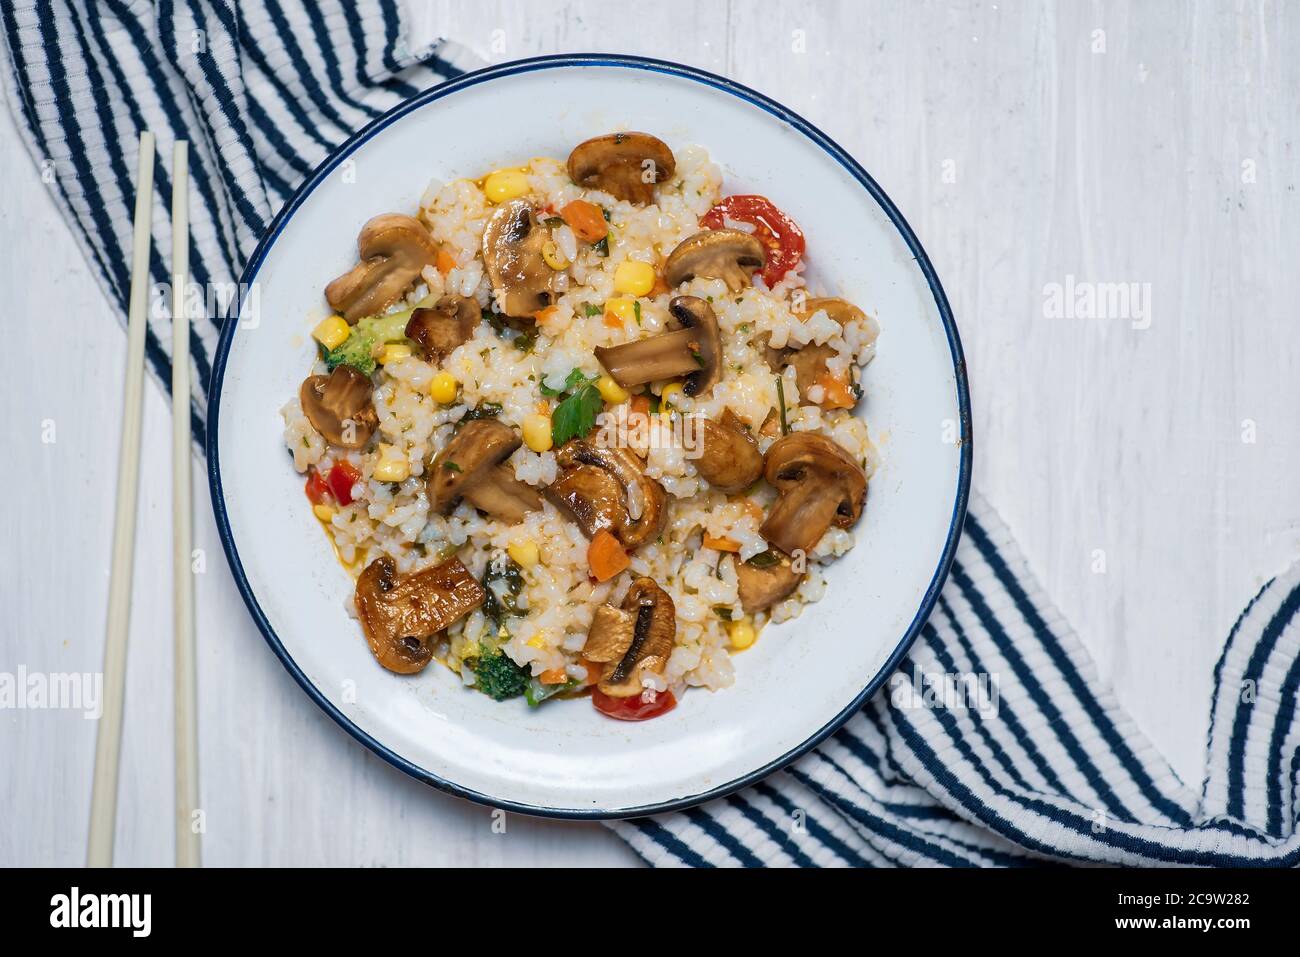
[
  {"x1": 428, "y1": 419, "x2": 541, "y2": 525},
  {"x1": 582, "y1": 604, "x2": 637, "y2": 664},
  {"x1": 735, "y1": 550, "x2": 804, "y2": 614},
  {"x1": 404, "y1": 294, "x2": 480, "y2": 361},
  {"x1": 765, "y1": 297, "x2": 867, "y2": 409},
  {"x1": 299, "y1": 365, "x2": 378, "y2": 449},
  {"x1": 354, "y1": 555, "x2": 485, "y2": 674},
  {"x1": 663, "y1": 229, "x2": 766, "y2": 291},
  {"x1": 546, "y1": 440, "x2": 667, "y2": 549},
  {"x1": 566, "y1": 132, "x2": 676, "y2": 205},
  {"x1": 582, "y1": 577, "x2": 676, "y2": 697},
  {"x1": 760, "y1": 434, "x2": 867, "y2": 556},
  {"x1": 546, "y1": 459, "x2": 624, "y2": 539},
  {"x1": 325, "y1": 214, "x2": 440, "y2": 323},
  {"x1": 693, "y1": 409, "x2": 763, "y2": 492},
  {"x1": 481, "y1": 200, "x2": 563, "y2": 318},
  {"x1": 594, "y1": 295, "x2": 721, "y2": 397}
]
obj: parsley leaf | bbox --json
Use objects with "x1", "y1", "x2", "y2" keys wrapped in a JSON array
[
  {"x1": 550, "y1": 377, "x2": 603, "y2": 446},
  {"x1": 582, "y1": 303, "x2": 603, "y2": 317}
]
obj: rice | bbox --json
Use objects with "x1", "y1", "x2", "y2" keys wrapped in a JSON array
[{"x1": 282, "y1": 143, "x2": 879, "y2": 702}]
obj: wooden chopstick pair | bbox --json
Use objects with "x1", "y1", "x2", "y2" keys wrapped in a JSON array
[{"x1": 87, "y1": 132, "x2": 201, "y2": 868}]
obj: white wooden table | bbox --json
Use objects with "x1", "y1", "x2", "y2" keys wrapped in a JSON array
[{"x1": 3, "y1": 0, "x2": 1298, "y2": 867}]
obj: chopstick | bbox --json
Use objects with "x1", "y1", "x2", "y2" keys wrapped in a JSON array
[
  {"x1": 88, "y1": 130, "x2": 155, "y2": 867},
  {"x1": 170, "y1": 141, "x2": 201, "y2": 868}
]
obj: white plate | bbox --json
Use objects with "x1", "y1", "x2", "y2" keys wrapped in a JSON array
[{"x1": 209, "y1": 55, "x2": 971, "y2": 818}]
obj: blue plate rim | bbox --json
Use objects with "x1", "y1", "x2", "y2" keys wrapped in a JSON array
[{"x1": 207, "y1": 52, "x2": 973, "y2": 820}]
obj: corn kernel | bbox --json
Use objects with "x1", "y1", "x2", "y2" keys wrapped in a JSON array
[
  {"x1": 483, "y1": 169, "x2": 530, "y2": 203},
  {"x1": 379, "y1": 343, "x2": 412, "y2": 365},
  {"x1": 522, "y1": 412, "x2": 553, "y2": 452},
  {"x1": 596, "y1": 375, "x2": 629, "y2": 404},
  {"x1": 613, "y1": 259, "x2": 656, "y2": 297},
  {"x1": 312, "y1": 504, "x2": 336, "y2": 523},
  {"x1": 604, "y1": 296, "x2": 637, "y2": 327},
  {"x1": 508, "y1": 540, "x2": 540, "y2": 567},
  {"x1": 728, "y1": 618, "x2": 757, "y2": 650},
  {"x1": 312, "y1": 315, "x2": 350, "y2": 350},
  {"x1": 372, "y1": 444, "x2": 410, "y2": 482},
  {"x1": 541, "y1": 240, "x2": 569, "y2": 270},
  {"x1": 659, "y1": 381, "x2": 684, "y2": 410},
  {"x1": 429, "y1": 371, "x2": 458, "y2": 404}
]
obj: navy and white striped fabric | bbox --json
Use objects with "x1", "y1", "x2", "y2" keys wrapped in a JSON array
[
  {"x1": 0, "y1": 0, "x2": 477, "y2": 449},
  {"x1": 612, "y1": 493, "x2": 1300, "y2": 866},
  {"x1": 6, "y1": 4, "x2": 1298, "y2": 868}
]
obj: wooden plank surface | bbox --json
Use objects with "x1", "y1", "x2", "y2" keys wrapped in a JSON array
[{"x1": 2, "y1": 0, "x2": 1297, "y2": 866}]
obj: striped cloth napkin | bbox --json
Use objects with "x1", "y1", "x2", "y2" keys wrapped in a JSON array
[{"x1": 7, "y1": 0, "x2": 1298, "y2": 868}]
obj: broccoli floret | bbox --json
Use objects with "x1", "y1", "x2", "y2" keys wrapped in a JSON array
[
  {"x1": 471, "y1": 649, "x2": 529, "y2": 701},
  {"x1": 324, "y1": 308, "x2": 413, "y2": 375}
]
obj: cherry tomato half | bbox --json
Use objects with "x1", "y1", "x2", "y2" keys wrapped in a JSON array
[
  {"x1": 592, "y1": 687, "x2": 677, "y2": 721},
  {"x1": 700, "y1": 195, "x2": 805, "y2": 287},
  {"x1": 326, "y1": 461, "x2": 362, "y2": 506},
  {"x1": 304, "y1": 469, "x2": 331, "y2": 505}
]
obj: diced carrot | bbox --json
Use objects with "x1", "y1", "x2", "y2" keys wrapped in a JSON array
[
  {"x1": 817, "y1": 371, "x2": 856, "y2": 409},
  {"x1": 579, "y1": 658, "x2": 605, "y2": 686},
  {"x1": 587, "y1": 529, "x2": 630, "y2": 582},
  {"x1": 743, "y1": 500, "x2": 764, "y2": 522},
  {"x1": 630, "y1": 394, "x2": 651, "y2": 417},
  {"x1": 534, "y1": 305, "x2": 560, "y2": 325},
  {"x1": 602, "y1": 310, "x2": 624, "y2": 329},
  {"x1": 560, "y1": 200, "x2": 609, "y2": 242},
  {"x1": 539, "y1": 666, "x2": 568, "y2": 685},
  {"x1": 436, "y1": 248, "x2": 458, "y2": 275},
  {"x1": 703, "y1": 534, "x2": 741, "y2": 553}
]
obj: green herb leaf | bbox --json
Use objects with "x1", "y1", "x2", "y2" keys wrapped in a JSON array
[
  {"x1": 481, "y1": 553, "x2": 525, "y2": 627},
  {"x1": 543, "y1": 216, "x2": 564, "y2": 227},
  {"x1": 460, "y1": 402, "x2": 502, "y2": 422},
  {"x1": 713, "y1": 605, "x2": 734, "y2": 621},
  {"x1": 514, "y1": 329, "x2": 538, "y2": 354},
  {"x1": 775, "y1": 376, "x2": 790, "y2": 435},
  {"x1": 633, "y1": 300, "x2": 642, "y2": 327},
  {"x1": 582, "y1": 303, "x2": 603, "y2": 317},
  {"x1": 443, "y1": 461, "x2": 462, "y2": 472},
  {"x1": 551, "y1": 381, "x2": 603, "y2": 445},
  {"x1": 593, "y1": 236, "x2": 609, "y2": 257},
  {"x1": 746, "y1": 550, "x2": 781, "y2": 568}
]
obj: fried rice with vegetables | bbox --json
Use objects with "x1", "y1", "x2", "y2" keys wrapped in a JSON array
[{"x1": 282, "y1": 131, "x2": 879, "y2": 721}]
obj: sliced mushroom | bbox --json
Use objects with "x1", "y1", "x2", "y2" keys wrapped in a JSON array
[
  {"x1": 582, "y1": 577, "x2": 676, "y2": 697},
  {"x1": 546, "y1": 440, "x2": 667, "y2": 549},
  {"x1": 481, "y1": 199, "x2": 563, "y2": 318},
  {"x1": 405, "y1": 294, "x2": 480, "y2": 361},
  {"x1": 428, "y1": 419, "x2": 541, "y2": 525},
  {"x1": 354, "y1": 555, "x2": 485, "y2": 674},
  {"x1": 566, "y1": 132, "x2": 676, "y2": 205},
  {"x1": 693, "y1": 409, "x2": 763, "y2": 492},
  {"x1": 299, "y1": 365, "x2": 378, "y2": 449},
  {"x1": 325, "y1": 214, "x2": 440, "y2": 323},
  {"x1": 760, "y1": 433, "x2": 867, "y2": 557},
  {"x1": 594, "y1": 295, "x2": 721, "y2": 397},
  {"x1": 664, "y1": 229, "x2": 766, "y2": 291},
  {"x1": 735, "y1": 551, "x2": 804, "y2": 614},
  {"x1": 765, "y1": 297, "x2": 866, "y2": 409}
]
